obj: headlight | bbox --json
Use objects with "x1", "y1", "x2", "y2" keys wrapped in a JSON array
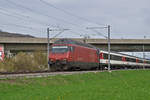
[
  {"x1": 63, "y1": 59, "x2": 67, "y2": 61},
  {"x1": 50, "y1": 59, "x2": 54, "y2": 61}
]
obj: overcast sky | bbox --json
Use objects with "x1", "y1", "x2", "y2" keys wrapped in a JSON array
[{"x1": 0, "y1": 0, "x2": 150, "y2": 39}]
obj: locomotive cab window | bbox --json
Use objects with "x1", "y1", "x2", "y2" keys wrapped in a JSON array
[{"x1": 51, "y1": 46, "x2": 69, "y2": 53}]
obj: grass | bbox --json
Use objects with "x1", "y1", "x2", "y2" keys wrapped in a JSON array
[{"x1": 0, "y1": 70, "x2": 150, "y2": 100}]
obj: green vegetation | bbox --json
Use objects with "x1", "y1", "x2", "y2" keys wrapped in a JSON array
[
  {"x1": 0, "y1": 70, "x2": 150, "y2": 100},
  {"x1": 0, "y1": 52, "x2": 47, "y2": 72}
]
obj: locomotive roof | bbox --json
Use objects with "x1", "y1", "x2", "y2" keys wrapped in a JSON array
[{"x1": 54, "y1": 38, "x2": 97, "y2": 49}]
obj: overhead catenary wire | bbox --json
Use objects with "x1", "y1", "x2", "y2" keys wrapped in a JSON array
[
  {"x1": 5, "y1": 0, "x2": 81, "y2": 27},
  {"x1": 1, "y1": 23, "x2": 44, "y2": 34},
  {"x1": 0, "y1": 7, "x2": 52, "y2": 26},
  {"x1": 0, "y1": 7, "x2": 51, "y2": 27},
  {"x1": 0, "y1": 10, "x2": 23, "y2": 20},
  {"x1": 48, "y1": 29, "x2": 85, "y2": 39},
  {"x1": 39, "y1": 0, "x2": 106, "y2": 26},
  {"x1": 88, "y1": 29, "x2": 108, "y2": 38},
  {"x1": 0, "y1": 10, "x2": 85, "y2": 38},
  {"x1": 3, "y1": 0, "x2": 108, "y2": 38},
  {"x1": 0, "y1": 10, "x2": 50, "y2": 31},
  {"x1": 4, "y1": 0, "x2": 56, "y2": 26},
  {"x1": 4, "y1": 0, "x2": 90, "y2": 34},
  {"x1": 0, "y1": 7, "x2": 29, "y2": 18}
]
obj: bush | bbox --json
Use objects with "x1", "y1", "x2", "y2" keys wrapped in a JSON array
[
  {"x1": 0, "y1": 58, "x2": 15, "y2": 72},
  {"x1": 32, "y1": 51, "x2": 47, "y2": 69},
  {"x1": 0, "y1": 51, "x2": 47, "y2": 72}
]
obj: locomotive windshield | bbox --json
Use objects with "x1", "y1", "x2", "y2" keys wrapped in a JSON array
[{"x1": 51, "y1": 46, "x2": 69, "y2": 53}]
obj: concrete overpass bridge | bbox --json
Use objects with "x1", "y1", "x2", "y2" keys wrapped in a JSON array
[{"x1": 0, "y1": 37, "x2": 150, "y2": 55}]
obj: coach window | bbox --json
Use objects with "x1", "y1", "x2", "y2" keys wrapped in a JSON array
[
  {"x1": 111, "y1": 55, "x2": 122, "y2": 61},
  {"x1": 126, "y1": 58, "x2": 130, "y2": 62},
  {"x1": 103, "y1": 53, "x2": 108, "y2": 59},
  {"x1": 111, "y1": 55, "x2": 115, "y2": 60},
  {"x1": 114, "y1": 56, "x2": 119, "y2": 61},
  {"x1": 146, "y1": 61, "x2": 150, "y2": 64},
  {"x1": 139, "y1": 60, "x2": 143, "y2": 63},
  {"x1": 127, "y1": 58, "x2": 136, "y2": 62},
  {"x1": 148, "y1": 61, "x2": 150, "y2": 64},
  {"x1": 127, "y1": 58, "x2": 132, "y2": 62},
  {"x1": 131, "y1": 58, "x2": 136, "y2": 62}
]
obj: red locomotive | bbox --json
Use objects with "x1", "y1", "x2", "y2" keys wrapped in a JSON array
[{"x1": 49, "y1": 39, "x2": 99, "y2": 70}]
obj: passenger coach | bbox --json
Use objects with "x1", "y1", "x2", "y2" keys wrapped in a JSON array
[{"x1": 99, "y1": 50, "x2": 150, "y2": 69}]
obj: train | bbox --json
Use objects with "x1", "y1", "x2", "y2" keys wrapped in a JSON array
[{"x1": 48, "y1": 38, "x2": 150, "y2": 70}]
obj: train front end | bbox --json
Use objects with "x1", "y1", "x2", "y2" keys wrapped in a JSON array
[{"x1": 49, "y1": 45, "x2": 72, "y2": 70}]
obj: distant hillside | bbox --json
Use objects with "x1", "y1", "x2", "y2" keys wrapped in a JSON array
[{"x1": 0, "y1": 31, "x2": 35, "y2": 38}]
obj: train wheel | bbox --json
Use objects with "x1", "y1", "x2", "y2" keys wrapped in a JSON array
[
  {"x1": 50, "y1": 67, "x2": 57, "y2": 72},
  {"x1": 62, "y1": 65, "x2": 68, "y2": 71}
]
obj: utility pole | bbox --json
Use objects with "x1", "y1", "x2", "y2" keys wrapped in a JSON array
[
  {"x1": 47, "y1": 28, "x2": 70, "y2": 70},
  {"x1": 108, "y1": 25, "x2": 111, "y2": 72},
  {"x1": 47, "y1": 28, "x2": 50, "y2": 70},
  {"x1": 86, "y1": 25, "x2": 111, "y2": 72},
  {"x1": 143, "y1": 36, "x2": 146, "y2": 69}
]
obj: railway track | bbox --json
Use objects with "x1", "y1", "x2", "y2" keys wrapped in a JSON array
[
  {"x1": 0, "y1": 68, "x2": 146, "y2": 79},
  {"x1": 0, "y1": 70, "x2": 102, "y2": 79}
]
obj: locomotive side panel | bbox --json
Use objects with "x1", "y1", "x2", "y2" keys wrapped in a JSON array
[{"x1": 71, "y1": 45, "x2": 99, "y2": 69}]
